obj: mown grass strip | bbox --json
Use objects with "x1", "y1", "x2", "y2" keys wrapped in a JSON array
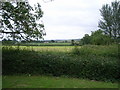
[{"x1": 2, "y1": 75, "x2": 118, "y2": 88}]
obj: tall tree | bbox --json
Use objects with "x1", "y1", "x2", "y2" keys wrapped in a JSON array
[
  {"x1": 0, "y1": 1, "x2": 45, "y2": 41},
  {"x1": 98, "y1": 1, "x2": 120, "y2": 41}
]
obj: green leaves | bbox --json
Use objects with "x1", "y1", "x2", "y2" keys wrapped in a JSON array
[
  {"x1": 80, "y1": 29, "x2": 113, "y2": 45},
  {"x1": 0, "y1": 2, "x2": 45, "y2": 41},
  {"x1": 91, "y1": 29, "x2": 112, "y2": 45},
  {"x1": 99, "y1": 1, "x2": 120, "y2": 41},
  {"x1": 81, "y1": 34, "x2": 91, "y2": 45},
  {"x1": 2, "y1": 46, "x2": 119, "y2": 82}
]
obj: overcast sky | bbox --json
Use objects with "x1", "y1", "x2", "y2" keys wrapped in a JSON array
[{"x1": 29, "y1": 0, "x2": 115, "y2": 40}]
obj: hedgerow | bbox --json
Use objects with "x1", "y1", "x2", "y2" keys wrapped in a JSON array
[{"x1": 2, "y1": 45, "x2": 120, "y2": 82}]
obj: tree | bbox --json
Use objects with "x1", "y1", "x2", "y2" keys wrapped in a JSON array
[
  {"x1": 91, "y1": 29, "x2": 112, "y2": 45},
  {"x1": 80, "y1": 30, "x2": 112, "y2": 45},
  {"x1": 98, "y1": 1, "x2": 120, "y2": 42},
  {"x1": 71, "y1": 40, "x2": 75, "y2": 45},
  {"x1": 0, "y1": 1, "x2": 46, "y2": 42},
  {"x1": 81, "y1": 34, "x2": 91, "y2": 45},
  {"x1": 51, "y1": 40, "x2": 55, "y2": 43}
]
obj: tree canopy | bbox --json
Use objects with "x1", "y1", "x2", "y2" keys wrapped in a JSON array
[
  {"x1": 0, "y1": 1, "x2": 45, "y2": 41},
  {"x1": 90, "y1": 29, "x2": 112, "y2": 45},
  {"x1": 81, "y1": 34, "x2": 91, "y2": 45},
  {"x1": 80, "y1": 29, "x2": 112, "y2": 45},
  {"x1": 98, "y1": 0, "x2": 120, "y2": 42}
]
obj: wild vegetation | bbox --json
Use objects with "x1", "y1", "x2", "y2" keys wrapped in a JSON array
[
  {"x1": 2, "y1": 45, "x2": 119, "y2": 83},
  {"x1": 1, "y1": 0, "x2": 120, "y2": 88}
]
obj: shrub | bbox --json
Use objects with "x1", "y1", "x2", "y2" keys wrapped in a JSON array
[
  {"x1": 72, "y1": 45, "x2": 118, "y2": 57},
  {"x1": 2, "y1": 46, "x2": 120, "y2": 82}
]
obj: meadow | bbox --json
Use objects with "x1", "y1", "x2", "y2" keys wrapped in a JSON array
[{"x1": 2, "y1": 44, "x2": 120, "y2": 88}]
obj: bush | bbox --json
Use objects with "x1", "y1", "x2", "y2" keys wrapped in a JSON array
[
  {"x1": 2, "y1": 46, "x2": 120, "y2": 82},
  {"x1": 72, "y1": 45, "x2": 118, "y2": 57}
]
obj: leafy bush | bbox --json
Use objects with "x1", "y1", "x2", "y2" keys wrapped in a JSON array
[
  {"x1": 2, "y1": 46, "x2": 120, "y2": 82},
  {"x1": 72, "y1": 45, "x2": 118, "y2": 57}
]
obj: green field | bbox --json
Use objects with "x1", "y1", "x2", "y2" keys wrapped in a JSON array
[
  {"x1": 30, "y1": 46, "x2": 74, "y2": 52},
  {"x1": 2, "y1": 45, "x2": 119, "y2": 88},
  {"x1": 1, "y1": 0, "x2": 120, "y2": 88},
  {"x1": 2, "y1": 75, "x2": 118, "y2": 88},
  {"x1": 5, "y1": 46, "x2": 75, "y2": 53},
  {"x1": 21, "y1": 42, "x2": 71, "y2": 46}
]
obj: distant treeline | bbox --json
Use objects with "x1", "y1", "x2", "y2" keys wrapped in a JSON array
[
  {"x1": 2, "y1": 40, "x2": 72, "y2": 46},
  {"x1": 2, "y1": 29, "x2": 119, "y2": 46}
]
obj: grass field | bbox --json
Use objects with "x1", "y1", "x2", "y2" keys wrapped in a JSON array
[
  {"x1": 32, "y1": 46, "x2": 74, "y2": 52},
  {"x1": 21, "y1": 42, "x2": 71, "y2": 46},
  {"x1": 2, "y1": 45, "x2": 119, "y2": 88},
  {"x1": 2, "y1": 75, "x2": 118, "y2": 88},
  {"x1": 3, "y1": 46, "x2": 75, "y2": 53}
]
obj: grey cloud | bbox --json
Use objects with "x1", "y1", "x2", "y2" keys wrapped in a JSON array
[{"x1": 37, "y1": 0, "x2": 114, "y2": 39}]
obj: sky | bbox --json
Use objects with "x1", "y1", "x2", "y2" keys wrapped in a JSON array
[{"x1": 29, "y1": 0, "x2": 115, "y2": 40}]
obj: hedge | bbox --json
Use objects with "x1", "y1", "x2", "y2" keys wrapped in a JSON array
[{"x1": 2, "y1": 46, "x2": 120, "y2": 82}]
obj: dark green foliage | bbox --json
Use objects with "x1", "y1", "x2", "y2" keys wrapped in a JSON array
[
  {"x1": 80, "y1": 1, "x2": 120, "y2": 45},
  {"x1": 0, "y1": 2, "x2": 45, "y2": 41},
  {"x1": 2, "y1": 45, "x2": 119, "y2": 82},
  {"x1": 91, "y1": 30, "x2": 112, "y2": 45},
  {"x1": 71, "y1": 40, "x2": 75, "y2": 45},
  {"x1": 81, "y1": 34, "x2": 91, "y2": 45},
  {"x1": 80, "y1": 29, "x2": 113, "y2": 45},
  {"x1": 72, "y1": 45, "x2": 118, "y2": 57},
  {"x1": 99, "y1": 1, "x2": 120, "y2": 41}
]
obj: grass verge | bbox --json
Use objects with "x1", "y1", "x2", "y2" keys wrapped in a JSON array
[{"x1": 2, "y1": 75, "x2": 118, "y2": 88}]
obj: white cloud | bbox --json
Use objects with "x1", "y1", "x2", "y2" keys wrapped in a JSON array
[{"x1": 29, "y1": 0, "x2": 115, "y2": 40}]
